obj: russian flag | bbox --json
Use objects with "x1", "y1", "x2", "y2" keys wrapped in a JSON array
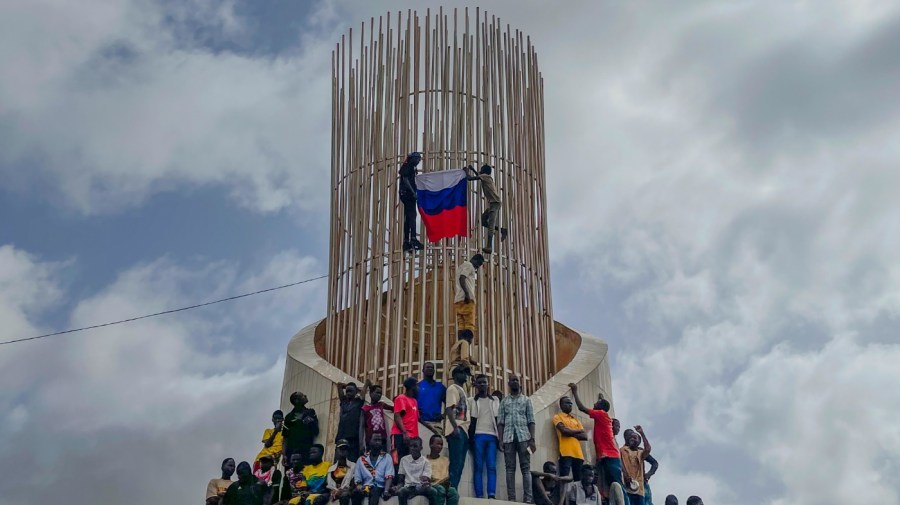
[{"x1": 416, "y1": 169, "x2": 468, "y2": 243}]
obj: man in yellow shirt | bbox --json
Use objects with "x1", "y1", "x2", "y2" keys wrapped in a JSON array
[
  {"x1": 552, "y1": 396, "x2": 587, "y2": 480},
  {"x1": 255, "y1": 410, "x2": 284, "y2": 471}
]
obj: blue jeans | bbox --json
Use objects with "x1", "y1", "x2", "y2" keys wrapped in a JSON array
[
  {"x1": 447, "y1": 428, "x2": 468, "y2": 489},
  {"x1": 643, "y1": 481, "x2": 652, "y2": 505},
  {"x1": 472, "y1": 434, "x2": 498, "y2": 497},
  {"x1": 597, "y1": 457, "x2": 625, "y2": 488}
]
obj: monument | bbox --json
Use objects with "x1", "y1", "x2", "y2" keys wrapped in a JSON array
[{"x1": 282, "y1": 9, "x2": 614, "y2": 501}]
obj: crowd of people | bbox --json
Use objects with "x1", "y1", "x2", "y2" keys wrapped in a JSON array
[{"x1": 205, "y1": 367, "x2": 705, "y2": 505}]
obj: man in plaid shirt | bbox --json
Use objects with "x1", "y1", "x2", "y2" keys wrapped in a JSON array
[{"x1": 498, "y1": 374, "x2": 536, "y2": 502}]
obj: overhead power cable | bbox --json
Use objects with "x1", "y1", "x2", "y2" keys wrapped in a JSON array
[{"x1": 0, "y1": 274, "x2": 328, "y2": 347}]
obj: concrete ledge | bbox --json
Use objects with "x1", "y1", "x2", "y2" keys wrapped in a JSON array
[{"x1": 282, "y1": 317, "x2": 614, "y2": 501}]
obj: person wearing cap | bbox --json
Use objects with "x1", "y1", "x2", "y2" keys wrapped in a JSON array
[
  {"x1": 498, "y1": 373, "x2": 536, "y2": 502},
  {"x1": 399, "y1": 152, "x2": 425, "y2": 252},
  {"x1": 391, "y1": 377, "x2": 420, "y2": 460},
  {"x1": 444, "y1": 363, "x2": 472, "y2": 489},
  {"x1": 253, "y1": 455, "x2": 276, "y2": 485},
  {"x1": 465, "y1": 164, "x2": 508, "y2": 254},
  {"x1": 451, "y1": 254, "x2": 485, "y2": 368},
  {"x1": 252, "y1": 456, "x2": 281, "y2": 505},
  {"x1": 620, "y1": 426, "x2": 652, "y2": 505},
  {"x1": 328, "y1": 439, "x2": 357, "y2": 505}
]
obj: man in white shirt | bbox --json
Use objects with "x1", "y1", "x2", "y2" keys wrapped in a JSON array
[
  {"x1": 451, "y1": 254, "x2": 484, "y2": 367},
  {"x1": 562, "y1": 466, "x2": 601, "y2": 505},
  {"x1": 397, "y1": 438, "x2": 435, "y2": 505},
  {"x1": 469, "y1": 374, "x2": 500, "y2": 498}
]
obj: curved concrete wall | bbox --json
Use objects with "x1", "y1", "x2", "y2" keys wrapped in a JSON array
[{"x1": 282, "y1": 318, "x2": 614, "y2": 502}]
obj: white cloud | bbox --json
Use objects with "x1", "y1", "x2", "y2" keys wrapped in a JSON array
[
  {"x1": 0, "y1": 0, "x2": 335, "y2": 215},
  {"x1": 692, "y1": 337, "x2": 900, "y2": 504},
  {"x1": 0, "y1": 245, "x2": 323, "y2": 505}
]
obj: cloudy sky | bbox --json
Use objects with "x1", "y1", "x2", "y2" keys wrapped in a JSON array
[{"x1": 2, "y1": 0, "x2": 900, "y2": 503}]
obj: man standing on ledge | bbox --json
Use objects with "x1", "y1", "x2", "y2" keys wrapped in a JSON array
[
  {"x1": 451, "y1": 254, "x2": 484, "y2": 368},
  {"x1": 283, "y1": 391, "x2": 319, "y2": 467},
  {"x1": 620, "y1": 426, "x2": 652, "y2": 505},
  {"x1": 465, "y1": 164, "x2": 507, "y2": 254},
  {"x1": 392, "y1": 377, "x2": 420, "y2": 461},
  {"x1": 418, "y1": 362, "x2": 446, "y2": 435},
  {"x1": 498, "y1": 373, "x2": 536, "y2": 503},
  {"x1": 568, "y1": 384, "x2": 623, "y2": 497},
  {"x1": 444, "y1": 364, "x2": 472, "y2": 490},
  {"x1": 553, "y1": 396, "x2": 587, "y2": 481}
]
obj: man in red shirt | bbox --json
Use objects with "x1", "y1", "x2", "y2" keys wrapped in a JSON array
[
  {"x1": 391, "y1": 377, "x2": 420, "y2": 461},
  {"x1": 569, "y1": 384, "x2": 625, "y2": 496}
]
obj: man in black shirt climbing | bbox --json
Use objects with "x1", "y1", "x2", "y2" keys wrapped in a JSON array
[{"x1": 399, "y1": 152, "x2": 425, "y2": 252}]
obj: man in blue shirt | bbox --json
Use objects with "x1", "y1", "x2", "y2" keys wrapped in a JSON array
[
  {"x1": 350, "y1": 433, "x2": 394, "y2": 505},
  {"x1": 417, "y1": 362, "x2": 446, "y2": 432}
]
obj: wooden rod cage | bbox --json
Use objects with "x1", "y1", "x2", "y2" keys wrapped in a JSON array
[{"x1": 326, "y1": 8, "x2": 554, "y2": 395}]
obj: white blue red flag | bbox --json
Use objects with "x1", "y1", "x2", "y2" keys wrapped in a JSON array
[{"x1": 415, "y1": 169, "x2": 468, "y2": 242}]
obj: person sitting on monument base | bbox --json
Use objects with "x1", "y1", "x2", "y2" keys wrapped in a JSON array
[
  {"x1": 451, "y1": 254, "x2": 484, "y2": 368},
  {"x1": 395, "y1": 438, "x2": 435, "y2": 505},
  {"x1": 465, "y1": 164, "x2": 508, "y2": 255},
  {"x1": 531, "y1": 461, "x2": 572, "y2": 505}
]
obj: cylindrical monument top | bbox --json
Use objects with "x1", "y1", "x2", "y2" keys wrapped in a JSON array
[{"x1": 325, "y1": 8, "x2": 553, "y2": 394}]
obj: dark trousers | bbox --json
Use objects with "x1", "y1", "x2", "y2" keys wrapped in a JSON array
[
  {"x1": 393, "y1": 434, "x2": 410, "y2": 460},
  {"x1": 402, "y1": 198, "x2": 417, "y2": 242},
  {"x1": 558, "y1": 456, "x2": 583, "y2": 481},
  {"x1": 447, "y1": 428, "x2": 468, "y2": 489},
  {"x1": 503, "y1": 436, "x2": 532, "y2": 502},
  {"x1": 351, "y1": 486, "x2": 384, "y2": 505},
  {"x1": 398, "y1": 486, "x2": 435, "y2": 505}
]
